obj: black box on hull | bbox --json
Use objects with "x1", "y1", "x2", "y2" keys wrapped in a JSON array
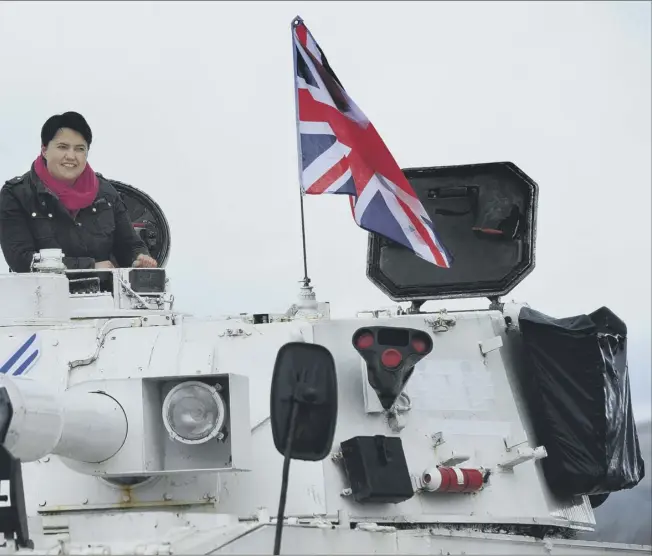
[{"x1": 340, "y1": 435, "x2": 414, "y2": 504}]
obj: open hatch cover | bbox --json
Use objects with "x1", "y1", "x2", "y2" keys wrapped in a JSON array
[
  {"x1": 100, "y1": 175, "x2": 172, "y2": 268},
  {"x1": 366, "y1": 162, "x2": 538, "y2": 302}
]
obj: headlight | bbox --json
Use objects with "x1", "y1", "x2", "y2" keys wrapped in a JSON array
[{"x1": 161, "y1": 381, "x2": 226, "y2": 445}]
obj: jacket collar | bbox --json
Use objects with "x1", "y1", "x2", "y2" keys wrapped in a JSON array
[{"x1": 28, "y1": 165, "x2": 57, "y2": 199}]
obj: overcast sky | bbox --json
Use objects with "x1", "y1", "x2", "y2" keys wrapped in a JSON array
[{"x1": 0, "y1": 1, "x2": 650, "y2": 419}]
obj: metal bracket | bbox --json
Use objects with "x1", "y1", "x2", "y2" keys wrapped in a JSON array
[
  {"x1": 431, "y1": 432, "x2": 445, "y2": 448},
  {"x1": 498, "y1": 446, "x2": 547, "y2": 471},
  {"x1": 218, "y1": 328, "x2": 252, "y2": 338},
  {"x1": 439, "y1": 452, "x2": 471, "y2": 466},
  {"x1": 479, "y1": 335, "x2": 503, "y2": 356},
  {"x1": 424, "y1": 310, "x2": 456, "y2": 333},
  {"x1": 503, "y1": 433, "x2": 529, "y2": 452},
  {"x1": 386, "y1": 410, "x2": 407, "y2": 433}
]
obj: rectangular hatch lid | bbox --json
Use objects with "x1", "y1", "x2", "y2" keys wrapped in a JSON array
[{"x1": 366, "y1": 161, "x2": 538, "y2": 302}]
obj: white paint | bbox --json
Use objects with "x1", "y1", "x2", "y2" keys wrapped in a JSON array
[
  {"x1": 0, "y1": 256, "x2": 647, "y2": 554},
  {"x1": 0, "y1": 274, "x2": 70, "y2": 325},
  {"x1": 407, "y1": 359, "x2": 495, "y2": 412},
  {"x1": 1, "y1": 376, "x2": 65, "y2": 461},
  {"x1": 0, "y1": 377, "x2": 127, "y2": 463},
  {"x1": 55, "y1": 373, "x2": 251, "y2": 478},
  {"x1": 55, "y1": 390, "x2": 128, "y2": 463}
]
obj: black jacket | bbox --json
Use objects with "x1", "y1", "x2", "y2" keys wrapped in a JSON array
[{"x1": 0, "y1": 167, "x2": 150, "y2": 272}]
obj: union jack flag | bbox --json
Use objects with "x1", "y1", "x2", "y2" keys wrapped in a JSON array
[{"x1": 291, "y1": 17, "x2": 452, "y2": 268}]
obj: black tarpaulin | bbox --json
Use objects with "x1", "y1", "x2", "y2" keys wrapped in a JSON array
[{"x1": 517, "y1": 306, "x2": 645, "y2": 498}]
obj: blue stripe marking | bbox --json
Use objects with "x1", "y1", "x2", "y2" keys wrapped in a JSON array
[
  {"x1": 14, "y1": 350, "x2": 39, "y2": 376},
  {"x1": 0, "y1": 333, "x2": 36, "y2": 375}
]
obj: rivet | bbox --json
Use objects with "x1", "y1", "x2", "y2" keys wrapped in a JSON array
[
  {"x1": 163, "y1": 493, "x2": 172, "y2": 501},
  {"x1": 108, "y1": 202, "x2": 112, "y2": 207},
  {"x1": 43, "y1": 457, "x2": 50, "y2": 463},
  {"x1": 48, "y1": 213, "x2": 53, "y2": 218},
  {"x1": 39, "y1": 501, "x2": 46, "y2": 507},
  {"x1": 92, "y1": 208, "x2": 97, "y2": 212},
  {"x1": 77, "y1": 222, "x2": 82, "y2": 226},
  {"x1": 122, "y1": 494, "x2": 130, "y2": 503},
  {"x1": 31, "y1": 212, "x2": 36, "y2": 217},
  {"x1": 82, "y1": 498, "x2": 89, "y2": 505}
]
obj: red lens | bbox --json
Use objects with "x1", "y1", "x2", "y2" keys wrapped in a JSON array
[
  {"x1": 381, "y1": 349, "x2": 402, "y2": 368},
  {"x1": 356, "y1": 333, "x2": 374, "y2": 349},
  {"x1": 412, "y1": 338, "x2": 427, "y2": 353}
]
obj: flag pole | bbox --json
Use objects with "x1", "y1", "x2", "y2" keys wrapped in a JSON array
[
  {"x1": 292, "y1": 15, "x2": 310, "y2": 288},
  {"x1": 290, "y1": 15, "x2": 321, "y2": 320},
  {"x1": 299, "y1": 190, "x2": 309, "y2": 286}
]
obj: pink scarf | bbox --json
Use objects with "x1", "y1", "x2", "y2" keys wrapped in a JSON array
[{"x1": 33, "y1": 155, "x2": 99, "y2": 212}]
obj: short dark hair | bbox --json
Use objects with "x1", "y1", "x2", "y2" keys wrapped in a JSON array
[{"x1": 41, "y1": 111, "x2": 93, "y2": 148}]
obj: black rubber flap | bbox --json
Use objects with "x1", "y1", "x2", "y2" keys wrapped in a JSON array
[
  {"x1": 516, "y1": 306, "x2": 645, "y2": 498},
  {"x1": 366, "y1": 162, "x2": 537, "y2": 301},
  {"x1": 103, "y1": 176, "x2": 171, "y2": 267}
]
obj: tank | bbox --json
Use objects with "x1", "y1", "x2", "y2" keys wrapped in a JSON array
[{"x1": 0, "y1": 163, "x2": 649, "y2": 555}]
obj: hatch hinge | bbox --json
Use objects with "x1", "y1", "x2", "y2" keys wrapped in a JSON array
[
  {"x1": 407, "y1": 300, "x2": 426, "y2": 314},
  {"x1": 488, "y1": 296, "x2": 504, "y2": 312}
]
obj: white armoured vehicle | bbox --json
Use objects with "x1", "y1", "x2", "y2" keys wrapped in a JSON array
[{"x1": 0, "y1": 162, "x2": 649, "y2": 555}]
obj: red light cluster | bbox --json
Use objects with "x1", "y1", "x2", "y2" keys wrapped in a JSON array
[
  {"x1": 353, "y1": 327, "x2": 432, "y2": 370},
  {"x1": 411, "y1": 338, "x2": 427, "y2": 354},
  {"x1": 381, "y1": 349, "x2": 402, "y2": 369},
  {"x1": 355, "y1": 333, "x2": 374, "y2": 350}
]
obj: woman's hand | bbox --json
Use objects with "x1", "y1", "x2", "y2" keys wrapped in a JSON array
[
  {"x1": 95, "y1": 260, "x2": 115, "y2": 269},
  {"x1": 133, "y1": 254, "x2": 158, "y2": 268}
]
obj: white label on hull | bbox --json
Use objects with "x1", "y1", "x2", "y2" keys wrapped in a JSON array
[{"x1": 408, "y1": 359, "x2": 495, "y2": 412}]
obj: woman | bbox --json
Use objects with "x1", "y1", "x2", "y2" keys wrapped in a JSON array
[{"x1": 0, "y1": 111, "x2": 158, "y2": 272}]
